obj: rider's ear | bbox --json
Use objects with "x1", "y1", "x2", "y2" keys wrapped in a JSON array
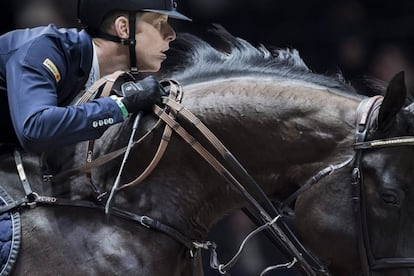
[
  {"x1": 113, "y1": 16, "x2": 130, "y2": 39},
  {"x1": 378, "y1": 71, "x2": 407, "y2": 130}
]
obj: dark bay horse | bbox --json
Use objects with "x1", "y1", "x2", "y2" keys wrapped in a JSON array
[{"x1": 1, "y1": 30, "x2": 414, "y2": 275}]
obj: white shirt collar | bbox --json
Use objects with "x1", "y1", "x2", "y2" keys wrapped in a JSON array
[{"x1": 84, "y1": 41, "x2": 100, "y2": 90}]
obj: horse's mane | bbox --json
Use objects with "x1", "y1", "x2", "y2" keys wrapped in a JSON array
[{"x1": 161, "y1": 26, "x2": 356, "y2": 94}]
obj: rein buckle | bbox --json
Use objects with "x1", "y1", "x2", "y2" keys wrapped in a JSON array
[{"x1": 140, "y1": 216, "x2": 152, "y2": 228}]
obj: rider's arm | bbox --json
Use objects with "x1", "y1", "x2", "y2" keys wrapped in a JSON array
[{"x1": 6, "y1": 36, "x2": 124, "y2": 153}]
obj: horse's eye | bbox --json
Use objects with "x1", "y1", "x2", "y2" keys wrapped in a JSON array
[{"x1": 381, "y1": 192, "x2": 398, "y2": 206}]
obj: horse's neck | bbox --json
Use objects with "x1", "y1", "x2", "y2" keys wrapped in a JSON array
[
  {"x1": 143, "y1": 79, "x2": 362, "y2": 236},
  {"x1": 182, "y1": 78, "x2": 359, "y2": 163},
  {"x1": 58, "y1": 78, "x2": 362, "y2": 240}
]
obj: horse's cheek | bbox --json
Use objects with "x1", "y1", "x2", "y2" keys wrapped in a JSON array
[{"x1": 294, "y1": 179, "x2": 360, "y2": 273}]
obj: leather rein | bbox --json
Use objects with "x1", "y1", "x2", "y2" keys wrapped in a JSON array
[
  {"x1": 71, "y1": 82, "x2": 414, "y2": 275},
  {"x1": 7, "y1": 75, "x2": 329, "y2": 275},
  {"x1": 11, "y1": 75, "x2": 414, "y2": 275}
]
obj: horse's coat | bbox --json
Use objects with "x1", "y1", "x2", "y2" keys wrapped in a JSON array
[{"x1": 1, "y1": 29, "x2": 414, "y2": 275}]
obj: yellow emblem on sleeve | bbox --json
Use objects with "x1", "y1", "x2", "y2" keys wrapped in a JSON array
[{"x1": 42, "y1": 58, "x2": 61, "y2": 83}]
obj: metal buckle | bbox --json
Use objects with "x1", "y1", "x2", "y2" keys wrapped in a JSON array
[
  {"x1": 26, "y1": 192, "x2": 39, "y2": 208},
  {"x1": 140, "y1": 216, "x2": 152, "y2": 228},
  {"x1": 96, "y1": 192, "x2": 107, "y2": 202},
  {"x1": 352, "y1": 168, "x2": 360, "y2": 181}
]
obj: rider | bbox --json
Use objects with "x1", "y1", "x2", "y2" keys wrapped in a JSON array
[{"x1": 0, "y1": 0, "x2": 191, "y2": 153}]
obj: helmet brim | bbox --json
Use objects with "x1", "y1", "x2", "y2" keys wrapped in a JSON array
[{"x1": 143, "y1": 9, "x2": 192, "y2": 21}]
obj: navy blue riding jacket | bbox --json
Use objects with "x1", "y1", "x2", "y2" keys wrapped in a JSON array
[{"x1": 0, "y1": 25, "x2": 124, "y2": 153}]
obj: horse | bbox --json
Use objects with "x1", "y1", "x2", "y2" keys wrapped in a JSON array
[{"x1": 1, "y1": 28, "x2": 414, "y2": 276}]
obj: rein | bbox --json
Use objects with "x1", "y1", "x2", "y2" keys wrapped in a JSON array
[
  {"x1": 42, "y1": 77, "x2": 327, "y2": 275},
  {"x1": 153, "y1": 95, "x2": 329, "y2": 275},
  {"x1": 8, "y1": 149, "x2": 210, "y2": 264},
  {"x1": 31, "y1": 75, "x2": 414, "y2": 275},
  {"x1": 16, "y1": 76, "x2": 399, "y2": 275}
]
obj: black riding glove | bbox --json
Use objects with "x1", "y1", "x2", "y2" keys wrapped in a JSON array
[{"x1": 120, "y1": 76, "x2": 165, "y2": 113}]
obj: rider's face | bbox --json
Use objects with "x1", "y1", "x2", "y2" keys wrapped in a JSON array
[{"x1": 135, "y1": 12, "x2": 176, "y2": 72}]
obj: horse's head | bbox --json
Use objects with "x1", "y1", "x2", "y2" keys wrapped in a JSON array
[
  {"x1": 296, "y1": 72, "x2": 414, "y2": 275},
  {"x1": 359, "y1": 72, "x2": 414, "y2": 274}
]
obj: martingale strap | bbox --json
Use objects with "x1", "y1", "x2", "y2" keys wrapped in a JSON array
[
  {"x1": 73, "y1": 70, "x2": 133, "y2": 198},
  {"x1": 8, "y1": 150, "x2": 197, "y2": 252},
  {"x1": 51, "y1": 79, "x2": 182, "y2": 186},
  {"x1": 116, "y1": 80, "x2": 183, "y2": 190},
  {"x1": 44, "y1": 78, "x2": 324, "y2": 274},
  {"x1": 75, "y1": 70, "x2": 129, "y2": 105}
]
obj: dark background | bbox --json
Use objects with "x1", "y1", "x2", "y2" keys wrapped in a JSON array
[
  {"x1": 1, "y1": 0, "x2": 413, "y2": 88},
  {"x1": 1, "y1": 1, "x2": 413, "y2": 275}
]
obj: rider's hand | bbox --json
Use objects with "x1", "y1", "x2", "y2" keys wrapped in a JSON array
[{"x1": 120, "y1": 76, "x2": 165, "y2": 113}]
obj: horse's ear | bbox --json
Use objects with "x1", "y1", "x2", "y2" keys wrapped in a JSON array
[{"x1": 378, "y1": 71, "x2": 407, "y2": 130}]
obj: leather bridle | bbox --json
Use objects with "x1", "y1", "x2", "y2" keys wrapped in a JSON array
[
  {"x1": 12, "y1": 77, "x2": 329, "y2": 275},
  {"x1": 8, "y1": 76, "x2": 414, "y2": 275},
  {"x1": 352, "y1": 95, "x2": 414, "y2": 275}
]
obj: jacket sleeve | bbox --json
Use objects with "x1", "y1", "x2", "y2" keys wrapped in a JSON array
[{"x1": 6, "y1": 36, "x2": 124, "y2": 153}]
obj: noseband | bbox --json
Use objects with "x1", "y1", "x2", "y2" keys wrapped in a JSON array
[{"x1": 353, "y1": 95, "x2": 414, "y2": 274}]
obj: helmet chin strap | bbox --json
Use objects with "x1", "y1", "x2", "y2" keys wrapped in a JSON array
[
  {"x1": 95, "y1": 11, "x2": 138, "y2": 75},
  {"x1": 127, "y1": 12, "x2": 138, "y2": 75}
]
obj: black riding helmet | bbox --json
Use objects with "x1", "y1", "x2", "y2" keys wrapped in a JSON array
[{"x1": 77, "y1": 0, "x2": 191, "y2": 73}]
